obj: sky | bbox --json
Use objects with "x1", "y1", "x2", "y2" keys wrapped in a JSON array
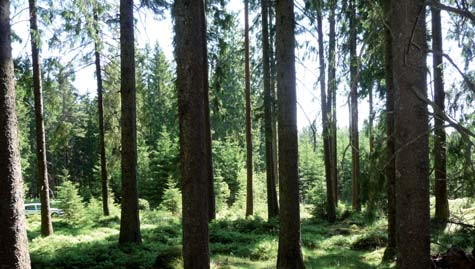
[{"x1": 11, "y1": 0, "x2": 467, "y2": 132}]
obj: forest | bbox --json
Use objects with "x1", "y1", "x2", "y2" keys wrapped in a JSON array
[{"x1": 0, "y1": 0, "x2": 475, "y2": 268}]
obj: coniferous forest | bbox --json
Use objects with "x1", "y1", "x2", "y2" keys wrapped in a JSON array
[{"x1": 1, "y1": 0, "x2": 475, "y2": 268}]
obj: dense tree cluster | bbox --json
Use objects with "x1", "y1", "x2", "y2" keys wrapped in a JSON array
[{"x1": 0, "y1": 0, "x2": 474, "y2": 268}]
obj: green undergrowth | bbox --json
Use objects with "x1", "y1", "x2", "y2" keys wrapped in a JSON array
[{"x1": 27, "y1": 198, "x2": 475, "y2": 269}]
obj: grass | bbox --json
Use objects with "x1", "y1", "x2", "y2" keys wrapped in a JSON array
[{"x1": 26, "y1": 198, "x2": 475, "y2": 269}]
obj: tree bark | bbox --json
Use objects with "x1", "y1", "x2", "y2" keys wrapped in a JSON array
[
  {"x1": 328, "y1": 0, "x2": 338, "y2": 205},
  {"x1": 245, "y1": 0, "x2": 253, "y2": 217},
  {"x1": 317, "y1": 0, "x2": 336, "y2": 223},
  {"x1": 269, "y1": 3, "x2": 279, "y2": 194},
  {"x1": 174, "y1": 0, "x2": 210, "y2": 267},
  {"x1": 262, "y1": 0, "x2": 279, "y2": 220},
  {"x1": 349, "y1": 0, "x2": 360, "y2": 212},
  {"x1": 275, "y1": 0, "x2": 305, "y2": 267},
  {"x1": 28, "y1": 0, "x2": 53, "y2": 237},
  {"x1": 383, "y1": 0, "x2": 397, "y2": 259},
  {"x1": 392, "y1": 0, "x2": 431, "y2": 267},
  {"x1": 93, "y1": 6, "x2": 110, "y2": 217},
  {"x1": 203, "y1": 0, "x2": 216, "y2": 223},
  {"x1": 0, "y1": 0, "x2": 31, "y2": 266},
  {"x1": 432, "y1": 0, "x2": 449, "y2": 223},
  {"x1": 119, "y1": 0, "x2": 141, "y2": 245}
]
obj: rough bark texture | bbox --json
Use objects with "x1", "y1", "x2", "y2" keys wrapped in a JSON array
[
  {"x1": 245, "y1": 0, "x2": 253, "y2": 217},
  {"x1": 275, "y1": 0, "x2": 305, "y2": 267},
  {"x1": 93, "y1": 7, "x2": 110, "y2": 217},
  {"x1": 328, "y1": 0, "x2": 338, "y2": 205},
  {"x1": 317, "y1": 0, "x2": 336, "y2": 223},
  {"x1": 28, "y1": 0, "x2": 53, "y2": 237},
  {"x1": 262, "y1": 0, "x2": 279, "y2": 220},
  {"x1": 383, "y1": 0, "x2": 397, "y2": 258},
  {"x1": 432, "y1": 0, "x2": 449, "y2": 223},
  {"x1": 119, "y1": 0, "x2": 141, "y2": 245},
  {"x1": 174, "y1": 0, "x2": 210, "y2": 267},
  {"x1": 0, "y1": 0, "x2": 32, "y2": 266},
  {"x1": 349, "y1": 0, "x2": 360, "y2": 212},
  {"x1": 392, "y1": 0, "x2": 431, "y2": 268}
]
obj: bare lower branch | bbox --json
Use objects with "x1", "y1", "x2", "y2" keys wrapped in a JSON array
[
  {"x1": 429, "y1": 49, "x2": 475, "y2": 95},
  {"x1": 425, "y1": 0, "x2": 475, "y2": 23},
  {"x1": 410, "y1": 86, "x2": 475, "y2": 141}
]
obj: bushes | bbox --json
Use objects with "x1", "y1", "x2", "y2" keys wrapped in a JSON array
[{"x1": 138, "y1": 198, "x2": 150, "y2": 211}]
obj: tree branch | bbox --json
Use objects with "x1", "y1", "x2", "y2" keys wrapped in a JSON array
[{"x1": 425, "y1": 0, "x2": 475, "y2": 23}]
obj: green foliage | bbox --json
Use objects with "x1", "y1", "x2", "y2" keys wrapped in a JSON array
[
  {"x1": 160, "y1": 178, "x2": 182, "y2": 216},
  {"x1": 56, "y1": 179, "x2": 86, "y2": 224},
  {"x1": 214, "y1": 172, "x2": 231, "y2": 212},
  {"x1": 213, "y1": 138, "x2": 245, "y2": 206},
  {"x1": 299, "y1": 131, "x2": 325, "y2": 205},
  {"x1": 141, "y1": 129, "x2": 180, "y2": 208},
  {"x1": 138, "y1": 198, "x2": 150, "y2": 211}
]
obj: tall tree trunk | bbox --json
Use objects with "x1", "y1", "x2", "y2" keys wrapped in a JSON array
[
  {"x1": 93, "y1": 6, "x2": 110, "y2": 217},
  {"x1": 369, "y1": 85, "x2": 374, "y2": 157},
  {"x1": 328, "y1": 0, "x2": 338, "y2": 205},
  {"x1": 262, "y1": 0, "x2": 279, "y2": 220},
  {"x1": 349, "y1": 0, "x2": 360, "y2": 212},
  {"x1": 368, "y1": 83, "x2": 375, "y2": 211},
  {"x1": 317, "y1": 0, "x2": 336, "y2": 223},
  {"x1": 392, "y1": 0, "x2": 431, "y2": 267},
  {"x1": 174, "y1": 0, "x2": 210, "y2": 267},
  {"x1": 119, "y1": 0, "x2": 141, "y2": 245},
  {"x1": 245, "y1": 0, "x2": 253, "y2": 217},
  {"x1": 275, "y1": 0, "x2": 305, "y2": 267},
  {"x1": 269, "y1": 3, "x2": 279, "y2": 192},
  {"x1": 0, "y1": 0, "x2": 31, "y2": 266},
  {"x1": 382, "y1": 0, "x2": 397, "y2": 260},
  {"x1": 432, "y1": 0, "x2": 449, "y2": 223},
  {"x1": 28, "y1": 0, "x2": 53, "y2": 237},
  {"x1": 203, "y1": 1, "x2": 216, "y2": 223}
]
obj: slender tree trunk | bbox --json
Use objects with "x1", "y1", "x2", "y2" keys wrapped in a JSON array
[
  {"x1": 276, "y1": 0, "x2": 305, "y2": 267},
  {"x1": 368, "y1": 84, "x2": 375, "y2": 211},
  {"x1": 203, "y1": 1, "x2": 216, "y2": 223},
  {"x1": 119, "y1": 0, "x2": 141, "y2": 245},
  {"x1": 0, "y1": 0, "x2": 31, "y2": 266},
  {"x1": 328, "y1": 0, "x2": 338, "y2": 205},
  {"x1": 369, "y1": 85, "x2": 374, "y2": 157},
  {"x1": 28, "y1": 0, "x2": 53, "y2": 237},
  {"x1": 432, "y1": 0, "x2": 449, "y2": 223},
  {"x1": 174, "y1": 0, "x2": 210, "y2": 267},
  {"x1": 392, "y1": 0, "x2": 431, "y2": 267},
  {"x1": 317, "y1": 0, "x2": 336, "y2": 223},
  {"x1": 382, "y1": 0, "x2": 397, "y2": 260},
  {"x1": 349, "y1": 0, "x2": 360, "y2": 211},
  {"x1": 269, "y1": 4, "x2": 279, "y2": 192},
  {"x1": 93, "y1": 7, "x2": 110, "y2": 217},
  {"x1": 244, "y1": 0, "x2": 253, "y2": 217},
  {"x1": 262, "y1": 0, "x2": 279, "y2": 220}
]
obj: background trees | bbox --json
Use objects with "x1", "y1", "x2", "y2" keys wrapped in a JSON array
[{"x1": 4, "y1": 0, "x2": 475, "y2": 267}]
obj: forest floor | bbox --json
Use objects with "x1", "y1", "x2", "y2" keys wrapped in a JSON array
[{"x1": 27, "y1": 198, "x2": 475, "y2": 269}]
